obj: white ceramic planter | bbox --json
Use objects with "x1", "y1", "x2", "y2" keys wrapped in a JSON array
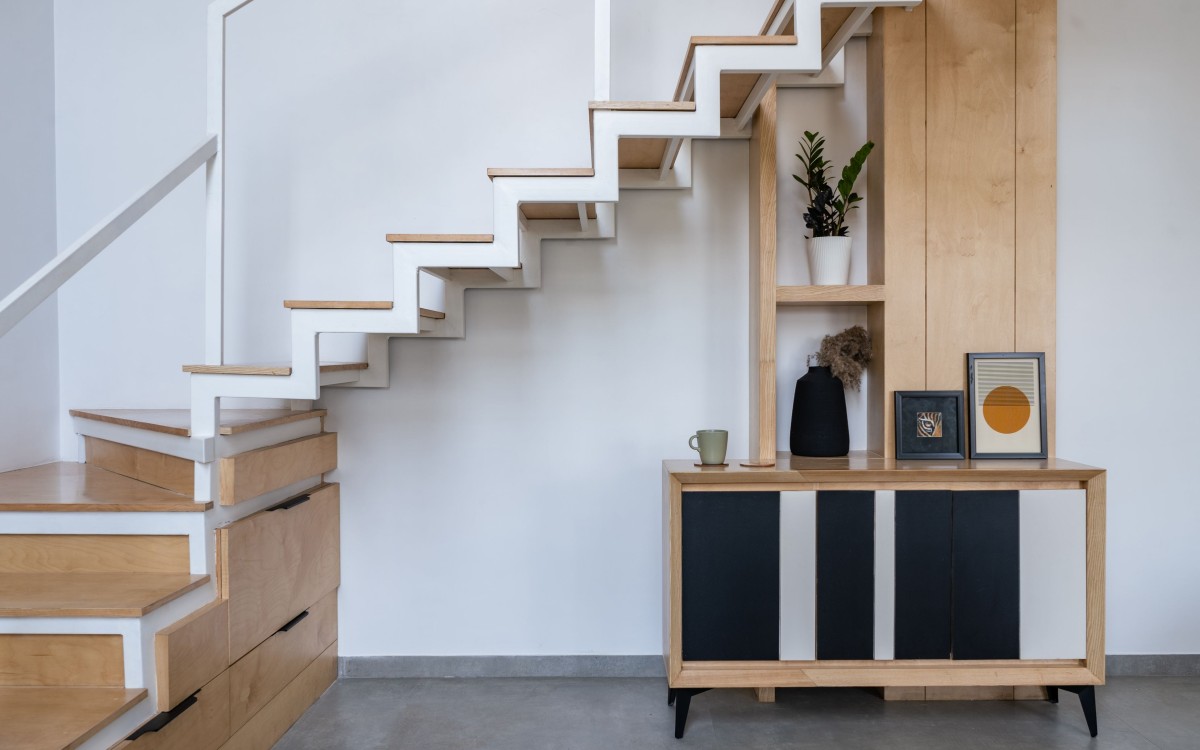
[{"x1": 807, "y1": 236, "x2": 853, "y2": 285}]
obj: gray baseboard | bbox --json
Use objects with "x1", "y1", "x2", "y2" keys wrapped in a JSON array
[
  {"x1": 1107, "y1": 655, "x2": 1200, "y2": 677},
  {"x1": 341, "y1": 654, "x2": 1200, "y2": 680},
  {"x1": 341, "y1": 655, "x2": 666, "y2": 679}
]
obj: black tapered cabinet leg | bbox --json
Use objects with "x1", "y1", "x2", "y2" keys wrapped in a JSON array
[
  {"x1": 1051, "y1": 685, "x2": 1098, "y2": 737},
  {"x1": 668, "y1": 688, "x2": 709, "y2": 738}
]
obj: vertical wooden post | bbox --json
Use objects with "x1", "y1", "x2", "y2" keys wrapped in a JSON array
[
  {"x1": 1085, "y1": 472, "x2": 1107, "y2": 683},
  {"x1": 748, "y1": 86, "x2": 779, "y2": 466}
]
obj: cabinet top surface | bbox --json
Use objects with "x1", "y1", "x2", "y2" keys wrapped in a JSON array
[{"x1": 664, "y1": 452, "x2": 1104, "y2": 484}]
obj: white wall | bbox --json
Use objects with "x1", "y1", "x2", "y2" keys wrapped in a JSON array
[
  {"x1": 46, "y1": 0, "x2": 1200, "y2": 656},
  {"x1": 1058, "y1": 0, "x2": 1200, "y2": 654},
  {"x1": 0, "y1": 0, "x2": 60, "y2": 472}
]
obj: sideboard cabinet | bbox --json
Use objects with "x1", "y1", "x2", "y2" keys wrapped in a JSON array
[{"x1": 662, "y1": 454, "x2": 1105, "y2": 738}]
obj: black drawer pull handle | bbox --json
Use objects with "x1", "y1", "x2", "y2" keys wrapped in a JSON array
[
  {"x1": 126, "y1": 692, "x2": 198, "y2": 740},
  {"x1": 277, "y1": 609, "x2": 310, "y2": 634},
  {"x1": 267, "y1": 493, "x2": 311, "y2": 512}
]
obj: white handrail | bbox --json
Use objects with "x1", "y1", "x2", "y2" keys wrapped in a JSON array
[{"x1": 0, "y1": 135, "x2": 219, "y2": 339}]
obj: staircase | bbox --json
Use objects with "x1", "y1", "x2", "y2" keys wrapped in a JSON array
[{"x1": 0, "y1": 1, "x2": 919, "y2": 747}]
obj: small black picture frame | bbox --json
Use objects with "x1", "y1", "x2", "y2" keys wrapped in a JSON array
[
  {"x1": 894, "y1": 391, "x2": 966, "y2": 460},
  {"x1": 967, "y1": 352, "x2": 1048, "y2": 460}
]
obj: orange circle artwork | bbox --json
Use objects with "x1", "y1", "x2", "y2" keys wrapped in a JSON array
[{"x1": 982, "y1": 386, "x2": 1031, "y2": 434}]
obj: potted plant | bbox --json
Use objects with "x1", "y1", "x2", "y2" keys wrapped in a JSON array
[
  {"x1": 794, "y1": 131, "x2": 874, "y2": 285},
  {"x1": 790, "y1": 325, "x2": 872, "y2": 457}
]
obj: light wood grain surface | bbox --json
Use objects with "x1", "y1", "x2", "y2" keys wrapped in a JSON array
[
  {"x1": 486, "y1": 168, "x2": 594, "y2": 179},
  {"x1": 925, "y1": 0, "x2": 1017, "y2": 391},
  {"x1": 283, "y1": 300, "x2": 392, "y2": 310},
  {"x1": 588, "y1": 101, "x2": 696, "y2": 111},
  {"x1": 229, "y1": 590, "x2": 337, "y2": 731},
  {"x1": 866, "y1": 5, "x2": 927, "y2": 457},
  {"x1": 1015, "y1": 0, "x2": 1058, "y2": 455},
  {"x1": 221, "y1": 641, "x2": 336, "y2": 750},
  {"x1": 776, "y1": 285, "x2": 885, "y2": 306},
  {"x1": 0, "y1": 686, "x2": 146, "y2": 750},
  {"x1": 69, "y1": 409, "x2": 326, "y2": 437},
  {"x1": 219, "y1": 433, "x2": 336, "y2": 506},
  {"x1": 664, "y1": 454, "x2": 1103, "y2": 484},
  {"x1": 618, "y1": 138, "x2": 669, "y2": 170},
  {"x1": 1086, "y1": 472, "x2": 1106, "y2": 682},
  {"x1": 84, "y1": 437, "x2": 192, "y2": 496},
  {"x1": 748, "y1": 87, "x2": 778, "y2": 464},
  {"x1": 219, "y1": 485, "x2": 340, "y2": 662},
  {"x1": 519, "y1": 203, "x2": 598, "y2": 221},
  {"x1": 155, "y1": 600, "x2": 230, "y2": 711},
  {"x1": 673, "y1": 36, "x2": 797, "y2": 101},
  {"x1": 0, "y1": 634, "x2": 123, "y2": 687},
  {"x1": 182, "y1": 362, "x2": 367, "y2": 376},
  {"x1": 0, "y1": 534, "x2": 188, "y2": 574},
  {"x1": 0, "y1": 463, "x2": 203, "y2": 513},
  {"x1": 0, "y1": 573, "x2": 208, "y2": 618},
  {"x1": 120, "y1": 671, "x2": 229, "y2": 750}
]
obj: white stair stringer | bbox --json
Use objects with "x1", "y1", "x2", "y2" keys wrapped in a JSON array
[{"x1": 186, "y1": 1, "x2": 919, "y2": 494}]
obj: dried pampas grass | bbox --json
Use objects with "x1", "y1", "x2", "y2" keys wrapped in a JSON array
[{"x1": 816, "y1": 325, "x2": 872, "y2": 391}]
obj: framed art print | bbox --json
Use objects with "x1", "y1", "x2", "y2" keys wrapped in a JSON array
[
  {"x1": 894, "y1": 391, "x2": 966, "y2": 460},
  {"x1": 967, "y1": 352, "x2": 1048, "y2": 459}
]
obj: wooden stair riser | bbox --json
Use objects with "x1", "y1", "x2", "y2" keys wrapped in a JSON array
[
  {"x1": 219, "y1": 433, "x2": 337, "y2": 507},
  {"x1": 0, "y1": 634, "x2": 124, "y2": 687},
  {"x1": 84, "y1": 437, "x2": 194, "y2": 497},
  {"x1": 0, "y1": 534, "x2": 189, "y2": 574}
]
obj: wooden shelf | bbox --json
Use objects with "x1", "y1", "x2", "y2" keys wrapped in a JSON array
[{"x1": 776, "y1": 285, "x2": 885, "y2": 306}]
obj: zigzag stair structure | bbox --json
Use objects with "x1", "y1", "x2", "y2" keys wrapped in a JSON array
[{"x1": 0, "y1": 1, "x2": 920, "y2": 748}]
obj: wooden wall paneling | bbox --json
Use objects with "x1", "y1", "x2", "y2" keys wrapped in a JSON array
[
  {"x1": 866, "y1": 6, "x2": 927, "y2": 456},
  {"x1": 748, "y1": 87, "x2": 779, "y2": 464},
  {"x1": 1015, "y1": 0, "x2": 1058, "y2": 455},
  {"x1": 154, "y1": 600, "x2": 230, "y2": 711},
  {"x1": 925, "y1": 0, "x2": 1017, "y2": 392},
  {"x1": 84, "y1": 437, "x2": 193, "y2": 497},
  {"x1": 0, "y1": 634, "x2": 123, "y2": 686}
]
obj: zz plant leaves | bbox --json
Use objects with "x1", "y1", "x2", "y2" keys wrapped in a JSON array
[{"x1": 794, "y1": 131, "x2": 874, "y2": 237}]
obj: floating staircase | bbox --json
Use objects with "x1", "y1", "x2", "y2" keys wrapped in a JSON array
[{"x1": 0, "y1": 1, "x2": 919, "y2": 747}]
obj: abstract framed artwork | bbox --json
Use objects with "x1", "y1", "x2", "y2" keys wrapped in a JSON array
[
  {"x1": 894, "y1": 391, "x2": 966, "y2": 460},
  {"x1": 967, "y1": 352, "x2": 1048, "y2": 459}
]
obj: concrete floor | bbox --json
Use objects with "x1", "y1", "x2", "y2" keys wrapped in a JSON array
[{"x1": 274, "y1": 677, "x2": 1198, "y2": 750}]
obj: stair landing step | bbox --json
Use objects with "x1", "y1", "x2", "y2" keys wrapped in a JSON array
[
  {"x1": 0, "y1": 686, "x2": 147, "y2": 750},
  {"x1": 70, "y1": 408, "x2": 327, "y2": 438},
  {"x1": 0, "y1": 463, "x2": 205, "y2": 513},
  {"x1": 182, "y1": 361, "x2": 368, "y2": 376},
  {"x1": 0, "y1": 572, "x2": 209, "y2": 617}
]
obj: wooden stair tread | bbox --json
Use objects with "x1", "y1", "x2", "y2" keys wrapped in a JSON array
[
  {"x1": 0, "y1": 463, "x2": 205, "y2": 513},
  {"x1": 182, "y1": 361, "x2": 368, "y2": 376},
  {"x1": 70, "y1": 408, "x2": 326, "y2": 437},
  {"x1": 283, "y1": 300, "x2": 393, "y2": 310},
  {"x1": 521, "y1": 203, "x2": 598, "y2": 221},
  {"x1": 589, "y1": 100, "x2": 697, "y2": 112},
  {"x1": 618, "y1": 138, "x2": 670, "y2": 170},
  {"x1": 385, "y1": 233, "x2": 493, "y2": 243},
  {"x1": 486, "y1": 168, "x2": 594, "y2": 179},
  {"x1": 0, "y1": 686, "x2": 147, "y2": 750},
  {"x1": 0, "y1": 572, "x2": 209, "y2": 617},
  {"x1": 674, "y1": 35, "x2": 797, "y2": 101}
]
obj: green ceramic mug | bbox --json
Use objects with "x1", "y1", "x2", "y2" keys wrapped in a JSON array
[{"x1": 689, "y1": 429, "x2": 728, "y2": 465}]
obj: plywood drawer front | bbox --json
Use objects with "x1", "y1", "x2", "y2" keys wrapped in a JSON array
[
  {"x1": 219, "y1": 432, "x2": 337, "y2": 506},
  {"x1": 229, "y1": 589, "x2": 337, "y2": 731},
  {"x1": 155, "y1": 600, "x2": 230, "y2": 710},
  {"x1": 118, "y1": 670, "x2": 230, "y2": 750},
  {"x1": 222, "y1": 641, "x2": 337, "y2": 750},
  {"x1": 219, "y1": 484, "x2": 340, "y2": 662}
]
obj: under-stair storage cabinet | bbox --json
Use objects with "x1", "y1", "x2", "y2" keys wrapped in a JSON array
[{"x1": 663, "y1": 456, "x2": 1104, "y2": 691}]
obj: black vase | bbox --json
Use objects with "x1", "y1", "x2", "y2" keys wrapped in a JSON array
[{"x1": 789, "y1": 365, "x2": 849, "y2": 457}]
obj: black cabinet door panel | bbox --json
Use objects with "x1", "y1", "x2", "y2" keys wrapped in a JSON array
[
  {"x1": 895, "y1": 490, "x2": 953, "y2": 659},
  {"x1": 681, "y1": 491, "x2": 780, "y2": 661},
  {"x1": 952, "y1": 490, "x2": 1020, "y2": 660},
  {"x1": 816, "y1": 491, "x2": 875, "y2": 660}
]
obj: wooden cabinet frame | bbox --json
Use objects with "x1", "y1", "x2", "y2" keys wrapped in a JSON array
[{"x1": 662, "y1": 457, "x2": 1106, "y2": 689}]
